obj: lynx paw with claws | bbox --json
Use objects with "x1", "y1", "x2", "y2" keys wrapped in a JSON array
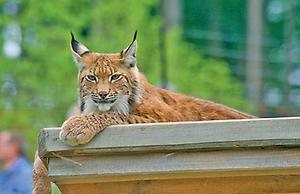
[{"x1": 59, "y1": 116, "x2": 97, "y2": 146}]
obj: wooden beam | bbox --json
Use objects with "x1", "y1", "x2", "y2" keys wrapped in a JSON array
[
  {"x1": 58, "y1": 176, "x2": 300, "y2": 194},
  {"x1": 49, "y1": 149, "x2": 300, "y2": 184},
  {"x1": 39, "y1": 117, "x2": 300, "y2": 158},
  {"x1": 39, "y1": 117, "x2": 300, "y2": 194}
]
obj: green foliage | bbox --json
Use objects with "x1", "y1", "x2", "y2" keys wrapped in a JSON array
[
  {"x1": 0, "y1": 0, "x2": 250, "y2": 163},
  {"x1": 51, "y1": 183, "x2": 61, "y2": 194},
  {"x1": 166, "y1": 29, "x2": 250, "y2": 110}
]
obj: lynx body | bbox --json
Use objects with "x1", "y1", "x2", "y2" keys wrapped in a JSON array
[{"x1": 33, "y1": 32, "x2": 254, "y2": 194}]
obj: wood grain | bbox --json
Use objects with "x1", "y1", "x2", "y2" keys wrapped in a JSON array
[
  {"x1": 39, "y1": 117, "x2": 300, "y2": 158},
  {"x1": 58, "y1": 175, "x2": 300, "y2": 194},
  {"x1": 49, "y1": 149, "x2": 300, "y2": 184},
  {"x1": 39, "y1": 117, "x2": 300, "y2": 194}
]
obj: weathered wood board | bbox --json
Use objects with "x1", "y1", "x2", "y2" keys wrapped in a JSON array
[
  {"x1": 58, "y1": 176, "x2": 300, "y2": 194},
  {"x1": 39, "y1": 117, "x2": 300, "y2": 194}
]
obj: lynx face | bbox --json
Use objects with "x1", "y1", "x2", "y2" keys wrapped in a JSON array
[{"x1": 71, "y1": 32, "x2": 141, "y2": 115}]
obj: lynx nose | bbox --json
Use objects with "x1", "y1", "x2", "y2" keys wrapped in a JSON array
[{"x1": 98, "y1": 91, "x2": 108, "y2": 99}]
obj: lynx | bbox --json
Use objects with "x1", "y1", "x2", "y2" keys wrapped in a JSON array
[{"x1": 33, "y1": 31, "x2": 254, "y2": 194}]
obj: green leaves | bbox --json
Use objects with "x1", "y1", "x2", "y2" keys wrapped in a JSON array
[
  {"x1": 166, "y1": 29, "x2": 250, "y2": 111},
  {"x1": 0, "y1": 0, "x2": 249, "y2": 161}
]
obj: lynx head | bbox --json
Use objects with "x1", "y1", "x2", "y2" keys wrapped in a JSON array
[{"x1": 70, "y1": 31, "x2": 141, "y2": 115}]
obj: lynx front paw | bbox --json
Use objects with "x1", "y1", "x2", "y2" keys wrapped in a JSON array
[{"x1": 59, "y1": 116, "x2": 97, "y2": 146}]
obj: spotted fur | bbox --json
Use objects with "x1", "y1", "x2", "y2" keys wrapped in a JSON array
[
  {"x1": 60, "y1": 31, "x2": 255, "y2": 146},
  {"x1": 77, "y1": 53, "x2": 140, "y2": 115}
]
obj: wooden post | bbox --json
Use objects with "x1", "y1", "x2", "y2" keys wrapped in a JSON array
[
  {"x1": 245, "y1": 0, "x2": 263, "y2": 115},
  {"x1": 159, "y1": 0, "x2": 168, "y2": 89},
  {"x1": 39, "y1": 117, "x2": 300, "y2": 194},
  {"x1": 283, "y1": 0, "x2": 297, "y2": 111}
]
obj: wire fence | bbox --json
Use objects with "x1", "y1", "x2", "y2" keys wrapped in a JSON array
[{"x1": 181, "y1": 0, "x2": 300, "y2": 116}]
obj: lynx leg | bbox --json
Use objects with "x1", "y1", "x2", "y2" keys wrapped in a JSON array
[
  {"x1": 32, "y1": 152, "x2": 51, "y2": 194},
  {"x1": 59, "y1": 113, "x2": 127, "y2": 146}
]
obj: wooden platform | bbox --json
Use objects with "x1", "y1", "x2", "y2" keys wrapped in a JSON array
[{"x1": 39, "y1": 117, "x2": 300, "y2": 194}]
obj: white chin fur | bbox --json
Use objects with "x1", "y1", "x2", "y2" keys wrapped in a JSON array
[
  {"x1": 97, "y1": 103, "x2": 112, "y2": 112},
  {"x1": 111, "y1": 95, "x2": 130, "y2": 115},
  {"x1": 82, "y1": 95, "x2": 130, "y2": 115},
  {"x1": 82, "y1": 98, "x2": 112, "y2": 114},
  {"x1": 82, "y1": 98, "x2": 99, "y2": 114}
]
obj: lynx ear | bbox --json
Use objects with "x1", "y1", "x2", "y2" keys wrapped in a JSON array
[
  {"x1": 70, "y1": 32, "x2": 90, "y2": 67},
  {"x1": 121, "y1": 31, "x2": 137, "y2": 68}
]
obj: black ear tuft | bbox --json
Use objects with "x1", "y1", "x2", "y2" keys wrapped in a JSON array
[
  {"x1": 124, "y1": 31, "x2": 138, "y2": 54},
  {"x1": 71, "y1": 31, "x2": 75, "y2": 41},
  {"x1": 70, "y1": 32, "x2": 79, "y2": 53},
  {"x1": 133, "y1": 30, "x2": 138, "y2": 42},
  {"x1": 70, "y1": 32, "x2": 90, "y2": 56}
]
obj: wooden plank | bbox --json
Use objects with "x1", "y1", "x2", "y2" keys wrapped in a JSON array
[
  {"x1": 57, "y1": 175, "x2": 300, "y2": 194},
  {"x1": 48, "y1": 149, "x2": 300, "y2": 184},
  {"x1": 39, "y1": 117, "x2": 300, "y2": 158},
  {"x1": 42, "y1": 117, "x2": 300, "y2": 193}
]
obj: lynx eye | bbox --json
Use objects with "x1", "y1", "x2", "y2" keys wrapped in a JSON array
[
  {"x1": 86, "y1": 74, "x2": 98, "y2": 82},
  {"x1": 110, "y1": 74, "x2": 122, "y2": 81}
]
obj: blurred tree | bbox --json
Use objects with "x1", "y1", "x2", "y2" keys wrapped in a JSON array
[
  {"x1": 0, "y1": 0, "x2": 249, "y2": 160},
  {"x1": 166, "y1": 29, "x2": 249, "y2": 110}
]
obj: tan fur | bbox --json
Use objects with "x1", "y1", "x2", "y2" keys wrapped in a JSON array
[
  {"x1": 32, "y1": 152, "x2": 50, "y2": 194},
  {"x1": 33, "y1": 33, "x2": 254, "y2": 193},
  {"x1": 59, "y1": 50, "x2": 254, "y2": 145}
]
